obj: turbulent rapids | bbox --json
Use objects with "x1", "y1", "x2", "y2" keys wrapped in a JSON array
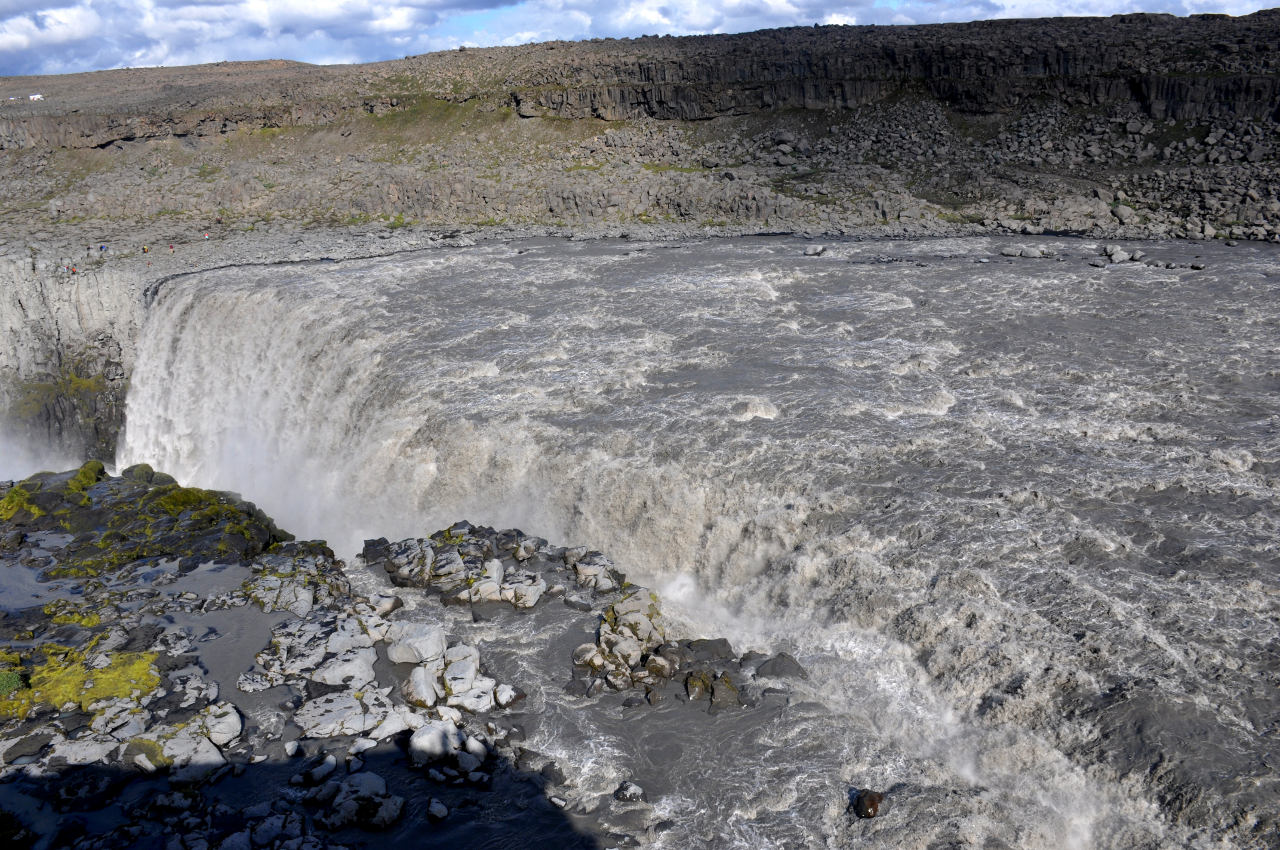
[{"x1": 116, "y1": 235, "x2": 1280, "y2": 847}]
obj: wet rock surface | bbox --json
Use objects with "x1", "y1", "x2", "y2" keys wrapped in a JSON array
[
  {"x1": 362, "y1": 526, "x2": 802, "y2": 715},
  {"x1": 0, "y1": 468, "x2": 813, "y2": 848}
]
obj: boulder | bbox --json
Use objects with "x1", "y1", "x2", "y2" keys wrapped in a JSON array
[
  {"x1": 163, "y1": 732, "x2": 226, "y2": 783},
  {"x1": 614, "y1": 780, "x2": 647, "y2": 802},
  {"x1": 444, "y1": 657, "x2": 478, "y2": 694},
  {"x1": 311, "y1": 646, "x2": 378, "y2": 687},
  {"x1": 754, "y1": 652, "x2": 808, "y2": 680},
  {"x1": 385, "y1": 621, "x2": 447, "y2": 664},
  {"x1": 294, "y1": 690, "x2": 393, "y2": 738},
  {"x1": 409, "y1": 719, "x2": 465, "y2": 765},
  {"x1": 402, "y1": 662, "x2": 444, "y2": 707},
  {"x1": 1112, "y1": 204, "x2": 1138, "y2": 224},
  {"x1": 685, "y1": 670, "x2": 713, "y2": 701},
  {"x1": 495, "y1": 684, "x2": 524, "y2": 708},
  {"x1": 851, "y1": 789, "x2": 884, "y2": 819},
  {"x1": 199, "y1": 702, "x2": 243, "y2": 746},
  {"x1": 319, "y1": 772, "x2": 404, "y2": 830}
]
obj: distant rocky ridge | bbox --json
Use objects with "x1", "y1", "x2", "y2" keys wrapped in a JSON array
[
  {"x1": 0, "y1": 11, "x2": 1276, "y2": 243},
  {"x1": 3, "y1": 13, "x2": 1278, "y2": 147}
]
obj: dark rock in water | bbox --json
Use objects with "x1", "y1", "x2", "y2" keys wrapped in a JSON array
[
  {"x1": 0, "y1": 809, "x2": 37, "y2": 850},
  {"x1": 614, "y1": 780, "x2": 647, "y2": 802},
  {"x1": 541, "y1": 761, "x2": 568, "y2": 786},
  {"x1": 710, "y1": 673, "x2": 742, "y2": 712},
  {"x1": 563, "y1": 595, "x2": 594, "y2": 612},
  {"x1": 850, "y1": 788, "x2": 884, "y2": 819},
  {"x1": 686, "y1": 638, "x2": 735, "y2": 662},
  {"x1": 656, "y1": 642, "x2": 694, "y2": 668},
  {"x1": 754, "y1": 652, "x2": 808, "y2": 680},
  {"x1": 0, "y1": 461, "x2": 291, "y2": 581},
  {"x1": 361, "y1": 536, "x2": 393, "y2": 566},
  {"x1": 685, "y1": 669, "x2": 713, "y2": 700},
  {"x1": 564, "y1": 677, "x2": 592, "y2": 697}
]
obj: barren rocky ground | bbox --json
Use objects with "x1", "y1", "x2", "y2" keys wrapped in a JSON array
[{"x1": 0, "y1": 11, "x2": 1277, "y2": 254}]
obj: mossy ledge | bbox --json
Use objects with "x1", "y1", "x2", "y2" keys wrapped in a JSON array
[
  {"x1": 0, "y1": 644, "x2": 159, "y2": 720},
  {"x1": 0, "y1": 463, "x2": 299, "y2": 725},
  {"x1": 1, "y1": 460, "x2": 293, "y2": 579}
]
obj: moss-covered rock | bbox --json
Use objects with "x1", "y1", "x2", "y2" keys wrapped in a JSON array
[
  {"x1": 1, "y1": 465, "x2": 293, "y2": 578},
  {"x1": 0, "y1": 486, "x2": 43, "y2": 522},
  {"x1": 0, "y1": 644, "x2": 159, "y2": 720},
  {"x1": 66, "y1": 460, "x2": 107, "y2": 494}
]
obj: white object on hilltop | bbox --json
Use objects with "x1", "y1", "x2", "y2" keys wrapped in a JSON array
[{"x1": 29, "y1": 94, "x2": 44, "y2": 101}]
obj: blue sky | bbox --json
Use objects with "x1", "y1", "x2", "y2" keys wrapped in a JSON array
[{"x1": 0, "y1": 0, "x2": 1273, "y2": 78}]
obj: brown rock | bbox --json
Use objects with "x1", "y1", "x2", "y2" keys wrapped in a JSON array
[{"x1": 851, "y1": 789, "x2": 883, "y2": 819}]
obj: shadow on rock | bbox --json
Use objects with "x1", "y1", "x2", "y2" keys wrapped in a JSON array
[{"x1": 0, "y1": 743, "x2": 599, "y2": 850}]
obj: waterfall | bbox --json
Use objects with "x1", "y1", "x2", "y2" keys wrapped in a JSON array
[{"x1": 116, "y1": 235, "x2": 1280, "y2": 847}]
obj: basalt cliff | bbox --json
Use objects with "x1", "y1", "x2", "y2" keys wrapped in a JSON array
[{"x1": 2, "y1": 11, "x2": 1279, "y2": 459}]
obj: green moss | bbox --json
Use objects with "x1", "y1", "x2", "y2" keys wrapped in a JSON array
[
  {"x1": 0, "y1": 647, "x2": 159, "y2": 719},
  {"x1": 433, "y1": 528, "x2": 467, "y2": 545},
  {"x1": 67, "y1": 460, "x2": 107, "y2": 494},
  {"x1": 126, "y1": 736, "x2": 173, "y2": 768},
  {"x1": 45, "y1": 545, "x2": 140, "y2": 578},
  {"x1": 42, "y1": 600, "x2": 102, "y2": 628},
  {"x1": 150, "y1": 485, "x2": 219, "y2": 517},
  {"x1": 11, "y1": 358, "x2": 108, "y2": 424},
  {"x1": 0, "y1": 671, "x2": 22, "y2": 697},
  {"x1": 122, "y1": 463, "x2": 155, "y2": 482},
  {"x1": 0, "y1": 487, "x2": 43, "y2": 521}
]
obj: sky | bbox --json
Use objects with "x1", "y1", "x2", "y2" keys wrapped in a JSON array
[{"x1": 0, "y1": 0, "x2": 1273, "y2": 78}]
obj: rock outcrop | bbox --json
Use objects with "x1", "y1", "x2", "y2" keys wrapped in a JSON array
[
  {"x1": 505, "y1": 14, "x2": 1280, "y2": 123},
  {"x1": 0, "y1": 465, "x2": 814, "y2": 848}
]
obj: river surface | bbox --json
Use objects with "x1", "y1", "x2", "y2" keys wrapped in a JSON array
[{"x1": 115, "y1": 235, "x2": 1280, "y2": 848}]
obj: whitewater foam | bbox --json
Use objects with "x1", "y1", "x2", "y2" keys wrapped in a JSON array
[{"x1": 114, "y1": 235, "x2": 1280, "y2": 847}]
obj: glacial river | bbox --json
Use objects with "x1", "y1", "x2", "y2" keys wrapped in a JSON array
[{"x1": 118, "y1": 236, "x2": 1280, "y2": 848}]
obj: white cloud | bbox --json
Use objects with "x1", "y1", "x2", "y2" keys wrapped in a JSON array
[
  {"x1": 0, "y1": 0, "x2": 1274, "y2": 77},
  {"x1": 0, "y1": 4, "x2": 102, "y2": 54}
]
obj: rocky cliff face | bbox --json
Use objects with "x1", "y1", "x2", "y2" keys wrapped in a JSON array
[
  {"x1": 0, "y1": 257, "x2": 139, "y2": 460},
  {"x1": 506, "y1": 13, "x2": 1280, "y2": 123}
]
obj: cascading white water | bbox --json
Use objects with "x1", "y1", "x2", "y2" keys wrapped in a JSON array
[{"x1": 118, "y1": 235, "x2": 1280, "y2": 848}]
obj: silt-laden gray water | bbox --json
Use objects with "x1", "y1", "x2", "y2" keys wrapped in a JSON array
[{"x1": 118, "y1": 236, "x2": 1280, "y2": 848}]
